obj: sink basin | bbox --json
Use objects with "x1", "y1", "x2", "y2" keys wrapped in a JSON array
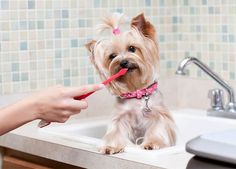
[{"x1": 39, "y1": 109, "x2": 236, "y2": 154}]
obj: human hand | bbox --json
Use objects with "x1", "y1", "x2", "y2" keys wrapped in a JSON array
[{"x1": 27, "y1": 84, "x2": 104, "y2": 123}]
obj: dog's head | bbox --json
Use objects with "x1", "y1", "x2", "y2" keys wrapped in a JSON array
[{"x1": 86, "y1": 13, "x2": 159, "y2": 95}]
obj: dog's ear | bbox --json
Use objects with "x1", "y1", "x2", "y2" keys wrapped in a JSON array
[
  {"x1": 85, "y1": 40, "x2": 96, "y2": 53},
  {"x1": 85, "y1": 40, "x2": 97, "y2": 62},
  {"x1": 131, "y1": 13, "x2": 156, "y2": 40}
]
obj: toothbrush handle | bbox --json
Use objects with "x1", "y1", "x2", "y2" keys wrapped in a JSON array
[
  {"x1": 74, "y1": 91, "x2": 95, "y2": 100},
  {"x1": 38, "y1": 120, "x2": 50, "y2": 128}
]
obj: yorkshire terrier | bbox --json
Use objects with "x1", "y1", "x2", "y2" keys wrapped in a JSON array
[{"x1": 86, "y1": 13, "x2": 176, "y2": 154}]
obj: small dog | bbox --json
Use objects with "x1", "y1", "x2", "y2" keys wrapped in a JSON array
[{"x1": 86, "y1": 13, "x2": 176, "y2": 154}]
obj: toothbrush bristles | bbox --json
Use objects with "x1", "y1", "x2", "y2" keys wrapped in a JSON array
[{"x1": 120, "y1": 68, "x2": 128, "y2": 75}]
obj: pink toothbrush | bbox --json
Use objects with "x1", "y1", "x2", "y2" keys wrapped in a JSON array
[{"x1": 38, "y1": 68, "x2": 128, "y2": 128}]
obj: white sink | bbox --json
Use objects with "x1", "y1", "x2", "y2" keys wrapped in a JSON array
[{"x1": 39, "y1": 109, "x2": 236, "y2": 154}]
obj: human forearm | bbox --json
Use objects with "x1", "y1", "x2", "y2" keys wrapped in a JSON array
[
  {"x1": 0, "y1": 84, "x2": 103, "y2": 136},
  {"x1": 0, "y1": 98, "x2": 37, "y2": 136}
]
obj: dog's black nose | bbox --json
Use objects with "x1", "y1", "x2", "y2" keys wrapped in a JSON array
[{"x1": 120, "y1": 60, "x2": 129, "y2": 68}]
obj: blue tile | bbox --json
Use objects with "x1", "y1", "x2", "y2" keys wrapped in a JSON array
[
  {"x1": 20, "y1": 42, "x2": 27, "y2": 50},
  {"x1": 222, "y1": 25, "x2": 227, "y2": 33},
  {"x1": 21, "y1": 72, "x2": 28, "y2": 81},
  {"x1": 222, "y1": 35, "x2": 228, "y2": 42},
  {"x1": 62, "y1": 49, "x2": 69, "y2": 57},
  {"x1": 63, "y1": 69, "x2": 70, "y2": 77},
  {"x1": 11, "y1": 22, "x2": 19, "y2": 30},
  {"x1": 71, "y1": 39, "x2": 78, "y2": 48},
  {"x1": 1, "y1": 0, "x2": 9, "y2": 9},
  {"x1": 79, "y1": 39, "x2": 85, "y2": 47},
  {"x1": 63, "y1": 79, "x2": 71, "y2": 86},
  {"x1": 197, "y1": 52, "x2": 201, "y2": 59},
  {"x1": 11, "y1": 63, "x2": 19, "y2": 72},
  {"x1": 209, "y1": 62, "x2": 215, "y2": 69},
  {"x1": 208, "y1": 7, "x2": 214, "y2": 14},
  {"x1": 62, "y1": 20, "x2": 68, "y2": 28},
  {"x1": 55, "y1": 50, "x2": 62, "y2": 58},
  {"x1": 37, "y1": 21, "x2": 44, "y2": 29},
  {"x1": 190, "y1": 7, "x2": 195, "y2": 14},
  {"x1": 80, "y1": 59, "x2": 87, "y2": 67},
  {"x1": 172, "y1": 16, "x2": 178, "y2": 23},
  {"x1": 55, "y1": 30, "x2": 61, "y2": 38},
  {"x1": 12, "y1": 73, "x2": 20, "y2": 81},
  {"x1": 94, "y1": 0, "x2": 100, "y2": 7},
  {"x1": 160, "y1": 53, "x2": 165, "y2": 60},
  {"x1": 29, "y1": 21, "x2": 35, "y2": 29},
  {"x1": 202, "y1": 0, "x2": 207, "y2": 5},
  {"x1": 178, "y1": 34, "x2": 183, "y2": 40},
  {"x1": 71, "y1": 69, "x2": 78, "y2": 76},
  {"x1": 159, "y1": 35, "x2": 165, "y2": 42},
  {"x1": 145, "y1": 0, "x2": 151, "y2": 6},
  {"x1": 184, "y1": 0, "x2": 188, "y2": 6},
  {"x1": 116, "y1": 8, "x2": 123, "y2": 13},
  {"x1": 223, "y1": 63, "x2": 228, "y2": 70},
  {"x1": 46, "y1": 10, "x2": 53, "y2": 19},
  {"x1": 230, "y1": 72, "x2": 235, "y2": 80},
  {"x1": 185, "y1": 52, "x2": 190, "y2": 57},
  {"x1": 55, "y1": 59, "x2": 62, "y2": 68},
  {"x1": 88, "y1": 68, "x2": 94, "y2": 76},
  {"x1": 159, "y1": 0, "x2": 164, "y2": 6},
  {"x1": 62, "y1": 10, "x2": 69, "y2": 18},
  {"x1": 88, "y1": 77, "x2": 94, "y2": 84},
  {"x1": 229, "y1": 34, "x2": 235, "y2": 42},
  {"x1": 28, "y1": 0, "x2": 35, "y2": 9},
  {"x1": 166, "y1": 61, "x2": 172, "y2": 68},
  {"x1": 20, "y1": 21, "x2": 27, "y2": 30},
  {"x1": 78, "y1": 19, "x2": 86, "y2": 27}
]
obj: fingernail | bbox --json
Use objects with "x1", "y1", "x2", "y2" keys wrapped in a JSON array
[{"x1": 98, "y1": 84, "x2": 105, "y2": 89}]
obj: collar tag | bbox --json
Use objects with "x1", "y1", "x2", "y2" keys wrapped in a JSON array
[{"x1": 143, "y1": 94, "x2": 152, "y2": 113}]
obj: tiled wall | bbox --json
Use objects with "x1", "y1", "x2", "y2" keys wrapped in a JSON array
[
  {"x1": 175, "y1": 0, "x2": 236, "y2": 81},
  {"x1": 0, "y1": 0, "x2": 236, "y2": 94}
]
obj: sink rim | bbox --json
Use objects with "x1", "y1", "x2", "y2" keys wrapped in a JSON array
[{"x1": 39, "y1": 109, "x2": 236, "y2": 150}]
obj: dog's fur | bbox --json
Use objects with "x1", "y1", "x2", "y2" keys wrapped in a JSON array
[{"x1": 86, "y1": 13, "x2": 176, "y2": 154}]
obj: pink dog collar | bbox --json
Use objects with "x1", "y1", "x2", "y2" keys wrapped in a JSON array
[{"x1": 120, "y1": 82, "x2": 158, "y2": 99}]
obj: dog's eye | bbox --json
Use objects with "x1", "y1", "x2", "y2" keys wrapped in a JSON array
[
  {"x1": 128, "y1": 46, "x2": 136, "y2": 53},
  {"x1": 109, "y1": 53, "x2": 117, "y2": 60}
]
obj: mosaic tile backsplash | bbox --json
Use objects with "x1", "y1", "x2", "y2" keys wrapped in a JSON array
[{"x1": 0, "y1": 0, "x2": 236, "y2": 94}]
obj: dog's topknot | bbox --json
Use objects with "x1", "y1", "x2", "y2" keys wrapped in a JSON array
[{"x1": 96, "y1": 12, "x2": 127, "y2": 35}]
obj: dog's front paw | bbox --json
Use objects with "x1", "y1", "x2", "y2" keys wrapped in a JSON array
[
  {"x1": 141, "y1": 141, "x2": 166, "y2": 150},
  {"x1": 99, "y1": 146, "x2": 124, "y2": 155}
]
